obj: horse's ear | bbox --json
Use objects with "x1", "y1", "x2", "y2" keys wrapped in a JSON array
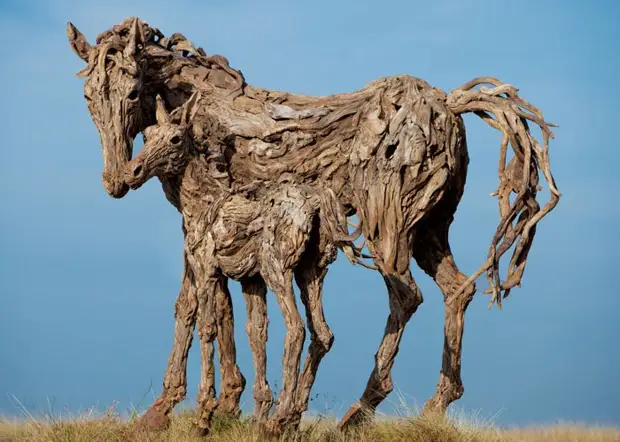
[
  {"x1": 66, "y1": 22, "x2": 91, "y2": 62},
  {"x1": 155, "y1": 95, "x2": 171, "y2": 125},
  {"x1": 182, "y1": 91, "x2": 201, "y2": 125},
  {"x1": 123, "y1": 18, "x2": 144, "y2": 59}
]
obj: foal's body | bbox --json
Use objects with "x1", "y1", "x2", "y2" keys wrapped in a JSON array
[{"x1": 125, "y1": 96, "x2": 353, "y2": 433}]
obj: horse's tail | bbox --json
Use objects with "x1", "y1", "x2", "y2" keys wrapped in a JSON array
[{"x1": 447, "y1": 77, "x2": 561, "y2": 309}]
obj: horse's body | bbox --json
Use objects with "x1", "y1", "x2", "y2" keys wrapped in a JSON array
[{"x1": 67, "y1": 17, "x2": 559, "y2": 435}]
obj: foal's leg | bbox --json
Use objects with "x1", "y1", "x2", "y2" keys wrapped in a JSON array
[
  {"x1": 413, "y1": 220, "x2": 476, "y2": 414},
  {"x1": 339, "y1": 237, "x2": 423, "y2": 430},
  {"x1": 264, "y1": 270, "x2": 306, "y2": 435},
  {"x1": 194, "y1": 276, "x2": 221, "y2": 434},
  {"x1": 291, "y1": 253, "x2": 334, "y2": 427},
  {"x1": 197, "y1": 277, "x2": 237, "y2": 422},
  {"x1": 241, "y1": 276, "x2": 273, "y2": 420},
  {"x1": 197, "y1": 328, "x2": 217, "y2": 421},
  {"x1": 185, "y1": 237, "x2": 222, "y2": 436},
  {"x1": 213, "y1": 275, "x2": 246, "y2": 417},
  {"x1": 140, "y1": 260, "x2": 198, "y2": 430}
]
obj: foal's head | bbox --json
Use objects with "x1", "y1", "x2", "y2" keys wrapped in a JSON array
[{"x1": 124, "y1": 92, "x2": 201, "y2": 189}]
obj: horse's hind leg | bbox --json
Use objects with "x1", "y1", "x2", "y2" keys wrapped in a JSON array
[
  {"x1": 241, "y1": 276, "x2": 273, "y2": 420},
  {"x1": 413, "y1": 218, "x2": 476, "y2": 414},
  {"x1": 339, "y1": 236, "x2": 423, "y2": 430},
  {"x1": 213, "y1": 275, "x2": 246, "y2": 417}
]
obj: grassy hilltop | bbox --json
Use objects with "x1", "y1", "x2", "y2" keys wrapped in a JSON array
[{"x1": 1, "y1": 408, "x2": 619, "y2": 442}]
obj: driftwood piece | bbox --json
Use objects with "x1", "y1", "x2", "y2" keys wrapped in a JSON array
[{"x1": 67, "y1": 17, "x2": 560, "y2": 436}]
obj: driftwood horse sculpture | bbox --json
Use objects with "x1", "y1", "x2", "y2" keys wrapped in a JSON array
[{"x1": 66, "y1": 17, "x2": 560, "y2": 436}]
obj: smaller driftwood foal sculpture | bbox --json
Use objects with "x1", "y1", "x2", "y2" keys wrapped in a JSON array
[
  {"x1": 123, "y1": 93, "x2": 360, "y2": 433},
  {"x1": 67, "y1": 17, "x2": 561, "y2": 437}
]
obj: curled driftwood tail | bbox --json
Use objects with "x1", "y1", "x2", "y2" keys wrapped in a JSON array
[{"x1": 447, "y1": 77, "x2": 561, "y2": 309}]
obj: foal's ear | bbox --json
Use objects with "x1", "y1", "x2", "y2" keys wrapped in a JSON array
[
  {"x1": 181, "y1": 91, "x2": 201, "y2": 125},
  {"x1": 155, "y1": 95, "x2": 171, "y2": 125}
]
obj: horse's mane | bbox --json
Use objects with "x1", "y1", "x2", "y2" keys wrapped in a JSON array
[{"x1": 82, "y1": 17, "x2": 245, "y2": 97}]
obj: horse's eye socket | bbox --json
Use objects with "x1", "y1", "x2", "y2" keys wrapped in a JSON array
[
  {"x1": 127, "y1": 89, "x2": 139, "y2": 101},
  {"x1": 170, "y1": 135, "x2": 182, "y2": 144}
]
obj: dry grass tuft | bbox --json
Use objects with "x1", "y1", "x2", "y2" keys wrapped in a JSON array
[{"x1": 1, "y1": 408, "x2": 618, "y2": 442}]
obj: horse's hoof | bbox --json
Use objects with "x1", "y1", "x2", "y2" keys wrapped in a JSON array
[
  {"x1": 137, "y1": 407, "x2": 170, "y2": 432},
  {"x1": 338, "y1": 401, "x2": 374, "y2": 431}
]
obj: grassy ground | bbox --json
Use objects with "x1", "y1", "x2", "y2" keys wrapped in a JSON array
[{"x1": 1, "y1": 409, "x2": 619, "y2": 442}]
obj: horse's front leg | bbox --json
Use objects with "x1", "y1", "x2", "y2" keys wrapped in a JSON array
[{"x1": 139, "y1": 253, "x2": 198, "y2": 431}]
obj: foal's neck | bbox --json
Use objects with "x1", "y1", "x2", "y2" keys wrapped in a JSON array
[{"x1": 159, "y1": 149, "x2": 231, "y2": 220}]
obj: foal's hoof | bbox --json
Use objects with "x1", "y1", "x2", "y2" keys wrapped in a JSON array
[
  {"x1": 338, "y1": 401, "x2": 374, "y2": 431},
  {"x1": 190, "y1": 423, "x2": 210, "y2": 438},
  {"x1": 261, "y1": 415, "x2": 301, "y2": 440},
  {"x1": 193, "y1": 407, "x2": 215, "y2": 438},
  {"x1": 217, "y1": 393, "x2": 244, "y2": 419},
  {"x1": 215, "y1": 405, "x2": 242, "y2": 420},
  {"x1": 137, "y1": 407, "x2": 170, "y2": 432}
]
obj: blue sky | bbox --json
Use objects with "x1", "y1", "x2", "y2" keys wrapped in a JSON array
[{"x1": 1, "y1": 0, "x2": 618, "y2": 427}]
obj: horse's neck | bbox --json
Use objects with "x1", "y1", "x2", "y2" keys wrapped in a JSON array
[{"x1": 146, "y1": 45, "x2": 242, "y2": 106}]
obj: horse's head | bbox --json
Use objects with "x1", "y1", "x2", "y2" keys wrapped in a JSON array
[
  {"x1": 67, "y1": 18, "x2": 153, "y2": 198},
  {"x1": 124, "y1": 92, "x2": 201, "y2": 190}
]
